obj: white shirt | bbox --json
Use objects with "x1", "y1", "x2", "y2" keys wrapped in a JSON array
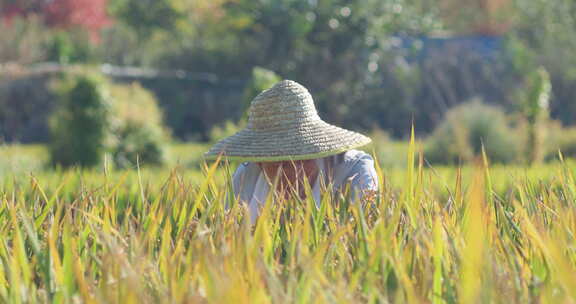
[{"x1": 232, "y1": 149, "x2": 378, "y2": 223}]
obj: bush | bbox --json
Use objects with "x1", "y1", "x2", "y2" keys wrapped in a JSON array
[
  {"x1": 425, "y1": 100, "x2": 521, "y2": 164},
  {"x1": 46, "y1": 30, "x2": 94, "y2": 64},
  {"x1": 49, "y1": 73, "x2": 169, "y2": 169},
  {"x1": 49, "y1": 73, "x2": 111, "y2": 168},
  {"x1": 112, "y1": 122, "x2": 166, "y2": 168},
  {"x1": 556, "y1": 129, "x2": 576, "y2": 160},
  {"x1": 109, "y1": 82, "x2": 165, "y2": 128},
  {"x1": 108, "y1": 82, "x2": 168, "y2": 168},
  {"x1": 544, "y1": 125, "x2": 576, "y2": 161}
]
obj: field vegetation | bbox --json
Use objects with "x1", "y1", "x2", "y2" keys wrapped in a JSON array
[
  {"x1": 1, "y1": 139, "x2": 576, "y2": 303},
  {"x1": 4, "y1": 0, "x2": 576, "y2": 302}
]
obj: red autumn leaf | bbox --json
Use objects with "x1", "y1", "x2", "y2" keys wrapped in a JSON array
[{"x1": 43, "y1": 0, "x2": 111, "y2": 41}]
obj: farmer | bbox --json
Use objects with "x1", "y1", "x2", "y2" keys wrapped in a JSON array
[{"x1": 205, "y1": 80, "x2": 378, "y2": 222}]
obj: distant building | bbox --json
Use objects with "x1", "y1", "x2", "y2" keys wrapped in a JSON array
[{"x1": 385, "y1": 0, "x2": 516, "y2": 128}]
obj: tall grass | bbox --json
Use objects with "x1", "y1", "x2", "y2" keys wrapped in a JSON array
[{"x1": 1, "y1": 142, "x2": 576, "y2": 302}]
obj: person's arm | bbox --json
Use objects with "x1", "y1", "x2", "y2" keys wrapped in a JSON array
[
  {"x1": 229, "y1": 162, "x2": 260, "y2": 207},
  {"x1": 232, "y1": 162, "x2": 248, "y2": 198},
  {"x1": 347, "y1": 153, "x2": 379, "y2": 202},
  {"x1": 223, "y1": 163, "x2": 247, "y2": 210}
]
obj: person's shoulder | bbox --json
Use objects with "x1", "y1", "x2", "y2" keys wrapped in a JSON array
[
  {"x1": 327, "y1": 149, "x2": 378, "y2": 193},
  {"x1": 339, "y1": 149, "x2": 374, "y2": 164},
  {"x1": 232, "y1": 162, "x2": 261, "y2": 195},
  {"x1": 233, "y1": 162, "x2": 259, "y2": 177},
  {"x1": 326, "y1": 149, "x2": 375, "y2": 173}
]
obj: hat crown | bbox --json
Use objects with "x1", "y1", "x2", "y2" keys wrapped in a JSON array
[
  {"x1": 247, "y1": 80, "x2": 320, "y2": 131},
  {"x1": 205, "y1": 79, "x2": 372, "y2": 161}
]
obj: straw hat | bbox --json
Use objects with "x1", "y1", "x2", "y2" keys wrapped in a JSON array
[{"x1": 205, "y1": 80, "x2": 371, "y2": 162}]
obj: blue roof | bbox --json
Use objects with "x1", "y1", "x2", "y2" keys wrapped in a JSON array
[{"x1": 392, "y1": 35, "x2": 505, "y2": 63}]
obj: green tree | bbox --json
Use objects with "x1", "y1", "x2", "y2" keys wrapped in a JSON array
[
  {"x1": 109, "y1": 0, "x2": 184, "y2": 39},
  {"x1": 518, "y1": 67, "x2": 551, "y2": 165},
  {"x1": 49, "y1": 73, "x2": 111, "y2": 168}
]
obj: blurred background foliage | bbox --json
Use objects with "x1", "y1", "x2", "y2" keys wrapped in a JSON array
[
  {"x1": 48, "y1": 72, "x2": 111, "y2": 168},
  {"x1": 2, "y1": 0, "x2": 576, "y2": 166},
  {"x1": 108, "y1": 82, "x2": 169, "y2": 168},
  {"x1": 48, "y1": 71, "x2": 168, "y2": 168},
  {"x1": 424, "y1": 100, "x2": 520, "y2": 165}
]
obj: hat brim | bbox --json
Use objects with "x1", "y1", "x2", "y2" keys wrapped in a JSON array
[{"x1": 204, "y1": 120, "x2": 372, "y2": 162}]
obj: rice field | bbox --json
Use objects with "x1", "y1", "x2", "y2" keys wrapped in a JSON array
[{"x1": 1, "y1": 140, "x2": 576, "y2": 303}]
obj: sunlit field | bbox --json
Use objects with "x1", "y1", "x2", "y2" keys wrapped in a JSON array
[
  {"x1": 1, "y1": 139, "x2": 576, "y2": 303},
  {"x1": 5, "y1": 0, "x2": 576, "y2": 302}
]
